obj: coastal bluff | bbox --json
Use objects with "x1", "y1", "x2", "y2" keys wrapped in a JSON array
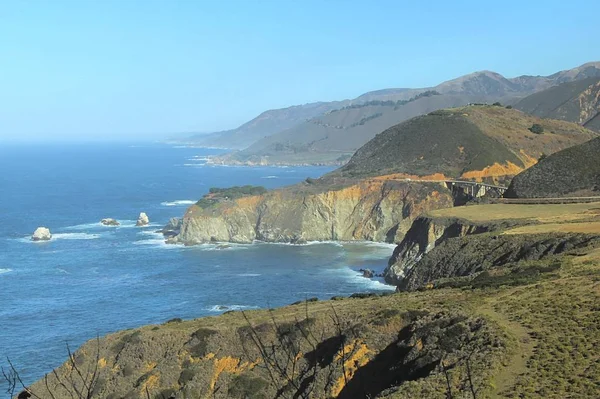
[{"x1": 170, "y1": 179, "x2": 454, "y2": 245}]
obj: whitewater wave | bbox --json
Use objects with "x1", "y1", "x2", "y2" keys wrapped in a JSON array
[
  {"x1": 339, "y1": 268, "x2": 395, "y2": 291},
  {"x1": 237, "y1": 273, "x2": 261, "y2": 277},
  {"x1": 261, "y1": 175, "x2": 278, "y2": 179},
  {"x1": 206, "y1": 305, "x2": 259, "y2": 313},
  {"x1": 133, "y1": 232, "x2": 179, "y2": 249},
  {"x1": 0, "y1": 268, "x2": 12, "y2": 275},
  {"x1": 66, "y1": 220, "x2": 138, "y2": 230},
  {"x1": 254, "y1": 240, "x2": 344, "y2": 248},
  {"x1": 161, "y1": 200, "x2": 195, "y2": 207},
  {"x1": 52, "y1": 233, "x2": 101, "y2": 240}
]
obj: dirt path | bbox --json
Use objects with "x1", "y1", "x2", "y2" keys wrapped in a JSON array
[{"x1": 475, "y1": 292, "x2": 536, "y2": 398}]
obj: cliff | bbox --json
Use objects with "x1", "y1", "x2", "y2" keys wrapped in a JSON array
[
  {"x1": 173, "y1": 180, "x2": 454, "y2": 245},
  {"x1": 384, "y1": 202, "x2": 600, "y2": 289}
]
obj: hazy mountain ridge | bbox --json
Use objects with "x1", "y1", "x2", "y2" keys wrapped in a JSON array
[
  {"x1": 515, "y1": 76, "x2": 600, "y2": 132},
  {"x1": 194, "y1": 62, "x2": 600, "y2": 164}
]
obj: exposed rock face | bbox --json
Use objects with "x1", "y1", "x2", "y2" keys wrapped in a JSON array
[
  {"x1": 136, "y1": 212, "x2": 150, "y2": 227},
  {"x1": 384, "y1": 216, "x2": 495, "y2": 285},
  {"x1": 161, "y1": 218, "x2": 182, "y2": 237},
  {"x1": 396, "y1": 233, "x2": 600, "y2": 291},
  {"x1": 31, "y1": 227, "x2": 52, "y2": 241},
  {"x1": 174, "y1": 180, "x2": 454, "y2": 245},
  {"x1": 101, "y1": 218, "x2": 120, "y2": 226},
  {"x1": 384, "y1": 214, "x2": 600, "y2": 290}
]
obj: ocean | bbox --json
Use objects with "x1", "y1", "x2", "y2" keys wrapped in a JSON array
[{"x1": 0, "y1": 143, "x2": 395, "y2": 390}]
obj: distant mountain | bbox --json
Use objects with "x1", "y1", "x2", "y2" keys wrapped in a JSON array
[
  {"x1": 505, "y1": 136, "x2": 600, "y2": 198},
  {"x1": 184, "y1": 101, "x2": 350, "y2": 149},
  {"x1": 216, "y1": 92, "x2": 498, "y2": 165},
  {"x1": 188, "y1": 61, "x2": 600, "y2": 159},
  {"x1": 330, "y1": 105, "x2": 597, "y2": 183},
  {"x1": 515, "y1": 76, "x2": 600, "y2": 132}
]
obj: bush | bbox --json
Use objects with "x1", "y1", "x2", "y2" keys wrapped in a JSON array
[
  {"x1": 505, "y1": 105, "x2": 513, "y2": 109},
  {"x1": 493, "y1": 102, "x2": 502, "y2": 106},
  {"x1": 529, "y1": 124, "x2": 544, "y2": 134}
]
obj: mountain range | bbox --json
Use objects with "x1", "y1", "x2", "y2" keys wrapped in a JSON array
[{"x1": 186, "y1": 61, "x2": 600, "y2": 165}]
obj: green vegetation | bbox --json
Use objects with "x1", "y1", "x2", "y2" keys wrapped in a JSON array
[
  {"x1": 528, "y1": 123, "x2": 544, "y2": 134},
  {"x1": 333, "y1": 90, "x2": 440, "y2": 112},
  {"x1": 196, "y1": 185, "x2": 267, "y2": 208},
  {"x1": 506, "y1": 136, "x2": 600, "y2": 198}
]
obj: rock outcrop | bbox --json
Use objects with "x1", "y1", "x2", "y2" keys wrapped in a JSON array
[
  {"x1": 396, "y1": 233, "x2": 600, "y2": 291},
  {"x1": 384, "y1": 216, "x2": 495, "y2": 285},
  {"x1": 161, "y1": 218, "x2": 182, "y2": 237},
  {"x1": 136, "y1": 212, "x2": 150, "y2": 227},
  {"x1": 172, "y1": 180, "x2": 454, "y2": 245},
  {"x1": 101, "y1": 218, "x2": 120, "y2": 226},
  {"x1": 31, "y1": 227, "x2": 52, "y2": 241},
  {"x1": 384, "y1": 212, "x2": 600, "y2": 290}
]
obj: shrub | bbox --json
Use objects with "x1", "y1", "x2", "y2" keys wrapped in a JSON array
[
  {"x1": 505, "y1": 105, "x2": 513, "y2": 109},
  {"x1": 493, "y1": 102, "x2": 502, "y2": 106},
  {"x1": 529, "y1": 124, "x2": 544, "y2": 134}
]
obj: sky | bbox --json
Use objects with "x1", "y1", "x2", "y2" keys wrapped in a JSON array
[{"x1": 0, "y1": 0, "x2": 598, "y2": 142}]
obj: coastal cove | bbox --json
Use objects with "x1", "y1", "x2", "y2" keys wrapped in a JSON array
[{"x1": 0, "y1": 144, "x2": 395, "y2": 391}]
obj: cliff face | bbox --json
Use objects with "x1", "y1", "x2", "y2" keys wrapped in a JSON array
[
  {"x1": 384, "y1": 216, "x2": 496, "y2": 285},
  {"x1": 384, "y1": 214, "x2": 600, "y2": 290},
  {"x1": 174, "y1": 180, "x2": 454, "y2": 245}
]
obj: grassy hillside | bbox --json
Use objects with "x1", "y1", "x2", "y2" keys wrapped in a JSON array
[
  {"x1": 515, "y1": 76, "x2": 600, "y2": 132},
  {"x1": 331, "y1": 105, "x2": 597, "y2": 182},
  {"x1": 25, "y1": 202, "x2": 600, "y2": 398},
  {"x1": 505, "y1": 136, "x2": 600, "y2": 198}
]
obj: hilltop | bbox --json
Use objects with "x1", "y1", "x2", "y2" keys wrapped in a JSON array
[
  {"x1": 505, "y1": 136, "x2": 600, "y2": 198},
  {"x1": 331, "y1": 105, "x2": 597, "y2": 183},
  {"x1": 515, "y1": 76, "x2": 600, "y2": 132},
  {"x1": 186, "y1": 61, "x2": 600, "y2": 162}
]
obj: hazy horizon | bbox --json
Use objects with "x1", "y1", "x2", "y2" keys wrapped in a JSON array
[{"x1": 1, "y1": 0, "x2": 598, "y2": 142}]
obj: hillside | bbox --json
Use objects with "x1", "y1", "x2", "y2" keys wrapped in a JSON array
[
  {"x1": 331, "y1": 105, "x2": 597, "y2": 182},
  {"x1": 505, "y1": 136, "x2": 600, "y2": 198},
  {"x1": 26, "y1": 201, "x2": 600, "y2": 398},
  {"x1": 186, "y1": 62, "x2": 600, "y2": 157},
  {"x1": 515, "y1": 76, "x2": 600, "y2": 132},
  {"x1": 216, "y1": 92, "x2": 495, "y2": 165},
  {"x1": 183, "y1": 101, "x2": 350, "y2": 149}
]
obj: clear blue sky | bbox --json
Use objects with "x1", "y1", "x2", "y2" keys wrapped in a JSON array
[{"x1": 0, "y1": 0, "x2": 598, "y2": 142}]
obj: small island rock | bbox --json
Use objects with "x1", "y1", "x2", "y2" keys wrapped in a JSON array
[
  {"x1": 359, "y1": 268, "x2": 374, "y2": 278},
  {"x1": 101, "y1": 218, "x2": 120, "y2": 226},
  {"x1": 136, "y1": 212, "x2": 150, "y2": 227},
  {"x1": 32, "y1": 227, "x2": 52, "y2": 241}
]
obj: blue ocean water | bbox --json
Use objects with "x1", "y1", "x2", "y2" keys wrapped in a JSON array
[{"x1": 0, "y1": 143, "x2": 395, "y2": 389}]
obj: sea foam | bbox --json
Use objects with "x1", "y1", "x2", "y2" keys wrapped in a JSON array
[{"x1": 161, "y1": 200, "x2": 196, "y2": 207}]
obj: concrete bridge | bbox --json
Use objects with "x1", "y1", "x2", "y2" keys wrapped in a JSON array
[{"x1": 445, "y1": 180, "x2": 508, "y2": 198}]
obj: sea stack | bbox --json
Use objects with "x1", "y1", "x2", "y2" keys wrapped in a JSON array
[
  {"x1": 31, "y1": 227, "x2": 52, "y2": 241},
  {"x1": 101, "y1": 218, "x2": 120, "y2": 226},
  {"x1": 136, "y1": 212, "x2": 150, "y2": 227}
]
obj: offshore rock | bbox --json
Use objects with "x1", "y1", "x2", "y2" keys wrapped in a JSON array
[
  {"x1": 161, "y1": 218, "x2": 182, "y2": 237},
  {"x1": 101, "y1": 218, "x2": 120, "y2": 226},
  {"x1": 31, "y1": 227, "x2": 52, "y2": 241},
  {"x1": 136, "y1": 212, "x2": 150, "y2": 227}
]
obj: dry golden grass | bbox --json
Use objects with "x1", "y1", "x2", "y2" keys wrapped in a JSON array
[
  {"x1": 504, "y1": 221, "x2": 600, "y2": 235},
  {"x1": 429, "y1": 202, "x2": 600, "y2": 224}
]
